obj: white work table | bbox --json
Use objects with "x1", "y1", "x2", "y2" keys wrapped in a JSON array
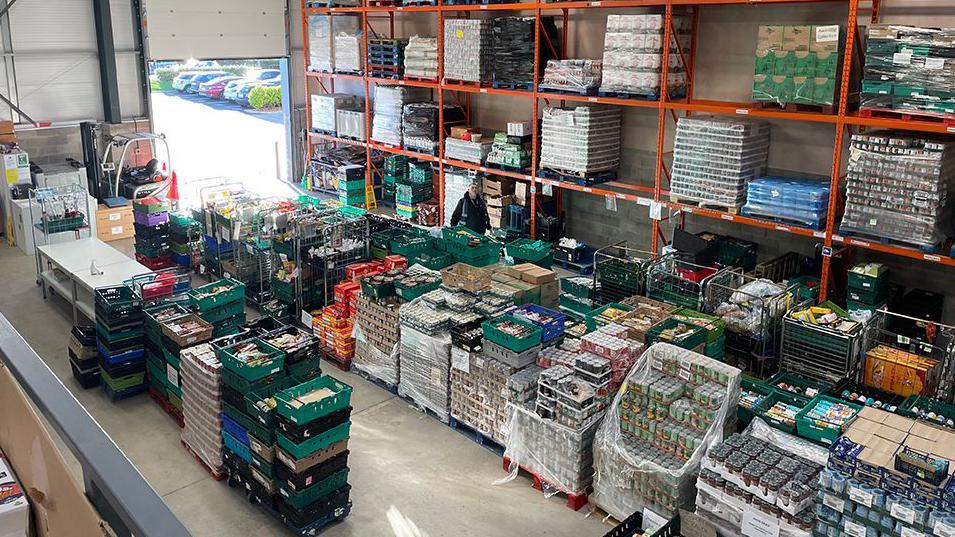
[{"x1": 36, "y1": 238, "x2": 150, "y2": 323}]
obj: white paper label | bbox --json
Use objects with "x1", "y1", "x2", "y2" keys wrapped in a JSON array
[
  {"x1": 301, "y1": 310, "x2": 313, "y2": 329},
  {"x1": 637, "y1": 197, "x2": 651, "y2": 206},
  {"x1": 166, "y1": 363, "x2": 179, "y2": 387},
  {"x1": 898, "y1": 335, "x2": 911, "y2": 344},
  {"x1": 605, "y1": 195, "x2": 617, "y2": 212},
  {"x1": 649, "y1": 201, "x2": 664, "y2": 220},
  {"x1": 642, "y1": 507, "x2": 668, "y2": 531},
  {"x1": 822, "y1": 493, "x2": 845, "y2": 513},
  {"x1": 893, "y1": 52, "x2": 913, "y2": 65},
  {"x1": 935, "y1": 521, "x2": 955, "y2": 537},
  {"x1": 926, "y1": 57, "x2": 946, "y2": 70},
  {"x1": 430, "y1": 366, "x2": 443, "y2": 385},
  {"x1": 110, "y1": 226, "x2": 124, "y2": 235},
  {"x1": 741, "y1": 507, "x2": 780, "y2": 537},
  {"x1": 815, "y1": 25, "x2": 840, "y2": 42},
  {"x1": 736, "y1": 108, "x2": 750, "y2": 115},
  {"x1": 451, "y1": 347, "x2": 470, "y2": 373},
  {"x1": 843, "y1": 521, "x2": 867, "y2": 537},
  {"x1": 891, "y1": 502, "x2": 916, "y2": 524},
  {"x1": 543, "y1": 183, "x2": 553, "y2": 196},
  {"x1": 848, "y1": 486, "x2": 873, "y2": 507},
  {"x1": 901, "y1": 527, "x2": 925, "y2": 537},
  {"x1": 721, "y1": 214, "x2": 733, "y2": 221},
  {"x1": 109, "y1": 213, "x2": 122, "y2": 221}
]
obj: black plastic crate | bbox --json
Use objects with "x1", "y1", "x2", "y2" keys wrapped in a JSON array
[
  {"x1": 276, "y1": 485, "x2": 351, "y2": 529},
  {"x1": 98, "y1": 356, "x2": 146, "y2": 378},
  {"x1": 264, "y1": 326, "x2": 319, "y2": 365},
  {"x1": 246, "y1": 315, "x2": 287, "y2": 335},
  {"x1": 275, "y1": 407, "x2": 352, "y2": 444},
  {"x1": 275, "y1": 451, "x2": 349, "y2": 492},
  {"x1": 224, "y1": 446, "x2": 252, "y2": 479},
  {"x1": 70, "y1": 357, "x2": 101, "y2": 389},
  {"x1": 68, "y1": 348, "x2": 99, "y2": 370},
  {"x1": 222, "y1": 385, "x2": 248, "y2": 411},
  {"x1": 246, "y1": 472, "x2": 277, "y2": 509},
  {"x1": 71, "y1": 325, "x2": 97, "y2": 346},
  {"x1": 210, "y1": 328, "x2": 255, "y2": 350}
]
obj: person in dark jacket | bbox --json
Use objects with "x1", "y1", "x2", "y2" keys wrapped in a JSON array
[{"x1": 450, "y1": 181, "x2": 491, "y2": 235}]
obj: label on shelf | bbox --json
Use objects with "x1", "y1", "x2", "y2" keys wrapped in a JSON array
[
  {"x1": 649, "y1": 201, "x2": 664, "y2": 220},
  {"x1": 848, "y1": 486, "x2": 873, "y2": 507},
  {"x1": 813, "y1": 230, "x2": 825, "y2": 238},
  {"x1": 822, "y1": 493, "x2": 844, "y2": 513},
  {"x1": 775, "y1": 225, "x2": 790, "y2": 232},
  {"x1": 898, "y1": 335, "x2": 911, "y2": 345},
  {"x1": 480, "y1": 88, "x2": 488, "y2": 93},
  {"x1": 583, "y1": 187, "x2": 592, "y2": 193},
  {"x1": 397, "y1": 6, "x2": 403, "y2": 9},
  {"x1": 479, "y1": 166, "x2": 488, "y2": 172},
  {"x1": 736, "y1": 109, "x2": 749, "y2": 115},
  {"x1": 815, "y1": 25, "x2": 840, "y2": 42},
  {"x1": 843, "y1": 520, "x2": 866, "y2": 537},
  {"x1": 924, "y1": 254, "x2": 942, "y2": 262},
  {"x1": 721, "y1": 214, "x2": 733, "y2": 221},
  {"x1": 399, "y1": 80, "x2": 406, "y2": 85},
  {"x1": 588, "y1": 97, "x2": 598, "y2": 102},
  {"x1": 590, "y1": 1, "x2": 601, "y2": 5},
  {"x1": 948, "y1": 127, "x2": 955, "y2": 133},
  {"x1": 852, "y1": 239, "x2": 870, "y2": 248},
  {"x1": 543, "y1": 183, "x2": 553, "y2": 196},
  {"x1": 480, "y1": 3, "x2": 487, "y2": 7},
  {"x1": 891, "y1": 503, "x2": 916, "y2": 524},
  {"x1": 605, "y1": 195, "x2": 617, "y2": 212},
  {"x1": 926, "y1": 57, "x2": 946, "y2": 70},
  {"x1": 110, "y1": 226, "x2": 124, "y2": 235},
  {"x1": 637, "y1": 197, "x2": 651, "y2": 206},
  {"x1": 741, "y1": 507, "x2": 779, "y2": 537}
]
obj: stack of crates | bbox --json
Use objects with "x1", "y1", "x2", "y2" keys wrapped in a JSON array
[
  {"x1": 144, "y1": 303, "x2": 189, "y2": 405},
  {"x1": 383, "y1": 155, "x2": 409, "y2": 206},
  {"x1": 274, "y1": 376, "x2": 353, "y2": 530},
  {"x1": 95, "y1": 285, "x2": 147, "y2": 401},
  {"x1": 169, "y1": 212, "x2": 202, "y2": 268},
  {"x1": 159, "y1": 313, "x2": 215, "y2": 417},
  {"x1": 396, "y1": 161, "x2": 433, "y2": 220},
  {"x1": 180, "y1": 343, "x2": 224, "y2": 476},
  {"x1": 189, "y1": 278, "x2": 248, "y2": 340},
  {"x1": 336, "y1": 164, "x2": 366, "y2": 207},
  {"x1": 69, "y1": 325, "x2": 100, "y2": 389},
  {"x1": 133, "y1": 198, "x2": 173, "y2": 271},
  {"x1": 846, "y1": 262, "x2": 891, "y2": 316},
  {"x1": 368, "y1": 38, "x2": 406, "y2": 79}
]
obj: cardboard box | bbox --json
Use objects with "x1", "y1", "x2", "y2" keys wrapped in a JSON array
[
  {"x1": 793, "y1": 77, "x2": 815, "y2": 104},
  {"x1": 0, "y1": 120, "x2": 16, "y2": 144},
  {"x1": 772, "y1": 76, "x2": 795, "y2": 103},
  {"x1": 483, "y1": 177, "x2": 514, "y2": 197},
  {"x1": 487, "y1": 206, "x2": 503, "y2": 217},
  {"x1": 486, "y1": 195, "x2": 515, "y2": 208},
  {"x1": 815, "y1": 51, "x2": 839, "y2": 78},
  {"x1": 812, "y1": 77, "x2": 836, "y2": 105},
  {"x1": 794, "y1": 51, "x2": 817, "y2": 77},
  {"x1": 97, "y1": 223, "x2": 134, "y2": 242},
  {"x1": 811, "y1": 24, "x2": 841, "y2": 54},
  {"x1": 514, "y1": 182, "x2": 529, "y2": 205},
  {"x1": 518, "y1": 264, "x2": 556, "y2": 285},
  {"x1": 507, "y1": 122, "x2": 530, "y2": 137},
  {"x1": 757, "y1": 25, "x2": 785, "y2": 52},
  {"x1": 754, "y1": 50, "x2": 776, "y2": 76},
  {"x1": 773, "y1": 51, "x2": 796, "y2": 77},
  {"x1": 451, "y1": 126, "x2": 473, "y2": 139},
  {"x1": 752, "y1": 75, "x2": 774, "y2": 101},
  {"x1": 863, "y1": 345, "x2": 940, "y2": 397},
  {"x1": 95, "y1": 204, "x2": 134, "y2": 242},
  {"x1": 783, "y1": 25, "x2": 812, "y2": 51}
]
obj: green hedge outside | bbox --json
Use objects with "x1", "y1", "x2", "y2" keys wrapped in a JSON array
[{"x1": 249, "y1": 86, "x2": 282, "y2": 109}]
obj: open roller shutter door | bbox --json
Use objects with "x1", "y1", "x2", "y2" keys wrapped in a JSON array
[{"x1": 143, "y1": 0, "x2": 286, "y2": 60}]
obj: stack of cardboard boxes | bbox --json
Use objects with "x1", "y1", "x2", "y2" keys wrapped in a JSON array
[
  {"x1": 354, "y1": 294, "x2": 401, "y2": 387},
  {"x1": 450, "y1": 352, "x2": 516, "y2": 444},
  {"x1": 489, "y1": 263, "x2": 558, "y2": 310},
  {"x1": 752, "y1": 24, "x2": 842, "y2": 107},
  {"x1": 484, "y1": 176, "x2": 515, "y2": 231},
  {"x1": 96, "y1": 202, "x2": 134, "y2": 242}
]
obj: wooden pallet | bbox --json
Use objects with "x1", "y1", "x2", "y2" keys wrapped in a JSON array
[
  {"x1": 367, "y1": 0, "x2": 398, "y2": 6},
  {"x1": 502, "y1": 456, "x2": 590, "y2": 511},
  {"x1": 448, "y1": 416, "x2": 505, "y2": 457},
  {"x1": 321, "y1": 348, "x2": 353, "y2": 372},
  {"x1": 857, "y1": 107, "x2": 955, "y2": 125},
  {"x1": 443, "y1": 78, "x2": 483, "y2": 89},
  {"x1": 492, "y1": 80, "x2": 534, "y2": 92},
  {"x1": 352, "y1": 365, "x2": 398, "y2": 394},
  {"x1": 597, "y1": 90, "x2": 660, "y2": 101},
  {"x1": 537, "y1": 84, "x2": 598, "y2": 97},
  {"x1": 668, "y1": 195, "x2": 741, "y2": 214},
  {"x1": 738, "y1": 209, "x2": 824, "y2": 230},
  {"x1": 180, "y1": 440, "x2": 226, "y2": 481},
  {"x1": 538, "y1": 167, "x2": 616, "y2": 186},
  {"x1": 839, "y1": 229, "x2": 949, "y2": 255},
  {"x1": 754, "y1": 100, "x2": 835, "y2": 115},
  {"x1": 403, "y1": 74, "x2": 438, "y2": 83},
  {"x1": 397, "y1": 392, "x2": 449, "y2": 423}
]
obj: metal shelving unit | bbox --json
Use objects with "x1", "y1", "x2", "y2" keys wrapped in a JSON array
[{"x1": 301, "y1": 0, "x2": 955, "y2": 301}]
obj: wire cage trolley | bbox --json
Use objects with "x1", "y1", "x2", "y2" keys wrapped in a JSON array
[
  {"x1": 645, "y1": 255, "x2": 730, "y2": 312},
  {"x1": 126, "y1": 268, "x2": 193, "y2": 308},
  {"x1": 29, "y1": 184, "x2": 94, "y2": 280},
  {"x1": 592, "y1": 242, "x2": 658, "y2": 306},
  {"x1": 779, "y1": 302, "x2": 869, "y2": 384},
  {"x1": 863, "y1": 308, "x2": 955, "y2": 405},
  {"x1": 302, "y1": 211, "x2": 370, "y2": 313},
  {"x1": 704, "y1": 270, "x2": 797, "y2": 378},
  {"x1": 225, "y1": 199, "x2": 284, "y2": 307}
]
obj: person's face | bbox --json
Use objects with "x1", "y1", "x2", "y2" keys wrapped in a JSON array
[{"x1": 468, "y1": 184, "x2": 478, "y2": 198}]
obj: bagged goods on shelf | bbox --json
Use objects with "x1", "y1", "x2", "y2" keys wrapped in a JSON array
[
  {"x1": 740, "y1": 176, "x2": 830, "y2": 228},
  {"x1": 443, "y1": 19, "x2": 493, "y2": 83},
  {"x1": 599, "y1": 14, "x2": 691, "y2": 97},
  {"x1": 371, "y1": 86, "x2": 431, "y2": 147},
  {"x1": 308, "y1": 15, "x2": 359, "y2": 73},
  {"x1": 753, "y1": 24, "x2": 843, "y2": 106},
  {"x1": 669, "y1": 116, "x2": 770, "y2": 208},
  {"x1": 590, "y1": 343, "x2": 740, "y2": 520},
  {"x1": 310, "y1": 94, "x2": 359, "y2": 134},
  {"x1": 404, "y1": 36, "x2": 438, "y2": 79},
  {"x1": 491, "y1": 17, "x2": 536, "y2": 85},
  {"x1": 862, "y1": 25, "x2": 955, "y2": 117},
  {"x1": 539, "y1": 59, "x2": 603, "y2": 93},
  {"x1": 445, "y1": 137, "x2": 491, "y2": 165},
  {"x1": 539, "y1": 106, "x2": 622, "y2": 174},
  {"x1": 839, "y1": 133, "x2": 955, "y2": 249},
  {"x1": 334, "y1": 31, "x2": 364, "y2": 74},
  {"x1": 336, "y1": 108, "x2": 366, "y2": 141}
]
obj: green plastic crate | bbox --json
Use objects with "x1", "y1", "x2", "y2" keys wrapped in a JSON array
[
  {"x1": 899, "y1": 395, "x2": 955, "y2": 427},
  {"x1": 96, "y1": 322, "x2": 144, "y2": 345},
  {"x1": 559, "y1": 294, "x2": 593, "y2": 316},
  {"x1": 704, "y1": 334, "x2": 725, "y2": 359},
  {"x1": 390, "y1": 236, "x2": 432, "y2": 257},
  {"x1": 765, "y1": 371, "x2": 832, "y2": 398},
  {"x1": 276, "y1": 422, "x2": 351, "y2": 460},
  {"x1": 847, "y1": 269, "x2": 888, "y2": 292},
  {"x1": 213, "y1": 314, "x2": 247, "y2": 339},
  {"x1": 188, "y1": 278, "x2": 245, "y2": 312},
  {"x1": 671, "y1": 308, "x2": 726, "y2": 344},
  {"x1": 755, "y1": 390, "x2": 811, "y2": 434},
  {"x1": 163, "y1": 345, "x2": 180, "y2": 369},
  {"x1": 275, "y1": 376, "x2": 352, "y2": 425},
  {"x1": 585, "y1": 303, "x2": 633, "y2": 332},
  {"x1": 505, "y1": 239, "x2": 552, "y2": 263},
  {"x1": 410, "y1": 250, "x2": 453, "y2": 271},
  {"x1": 738, "y1": 377, "x2": 773, "y2": 428},
  {"x1": 277, "y1": 468, "x2": 350, "y2": 509},
  {"x1": 482, "y1": 316, "x2": 542, "y2": 353},
  {"x1": 223, "y1": 401, "x2": 274, "y2": 444},
  {"x1": 646, "y1": 318, "x2": 707, "y2": 351},
  {"x1": 560, "y1": 278, "x2": 594, "y2": 300},
  {"x1": 199, "y1": 299, "x2": 245, "y2": 325},
  {"x1": 795, "y1": 395, "x2": 861, "y2": 445},
  {"x1": 220, "y1": 338, "x2": 285, "y2": 382},
  {"x1": 221, "y1": 366, "x2": 285, "y2": 394},
  {"x1": 245, "y1": 376, "x2": 305, "y2": 428},
  {"x1": 272, "y1": 278, "x2": 296, "y2": 304},
  {"x1": 101, "y1": 369, "x2": 145, "y2": 391},
  {"x1": 287, "y1": 355, "x2": 322, "y2": 381},
  {"x1": 394, "y1": 279, "x2": 441, "y2": 302},
  {"x1": 134, "y1": 242, "x2": 168, "y2": 258}
]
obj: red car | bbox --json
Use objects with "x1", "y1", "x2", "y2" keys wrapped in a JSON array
[{"x1": 198, "y1": 76, "x2": 242, "y2": 99}]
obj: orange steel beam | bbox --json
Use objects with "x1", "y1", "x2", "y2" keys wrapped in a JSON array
[
  {"x1": 651, "y1": 3, "x2": 673, "y2": 253},
  {"x1": 530, "y1": 4, "x2": 543, "y2": 238},
  {"x1": 438, "y1": 5, "x2": 446, "y2": 225},
  {"x1": 301, "y1": 0, "x2": 314, "y2": 189},
  {"x1": 363, "y1": 9, "x2": 373, "y2": 196}
]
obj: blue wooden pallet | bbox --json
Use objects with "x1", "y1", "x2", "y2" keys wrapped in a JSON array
[
  {"x1": 448, "y1": 416, "x2": 505, "y2": 457},
  {"x1": 596, "y1": 90, "x2": 660, "y2": 101},
  {"x1": 739, "y1": 208, "x2": 825, "y2": 231},
  {"x1": 839, "y1": 229, "x2": 947, "y2": 256},
  {"x1": 537, "y1": 84, "x2": 598, "y2": 97},
  {"x1": 537, "y1": 168, "x2": 616, "y2": 186},
  {"x1": 369, "y1": 71, "x2": 402, "y2": 80},
  {"x1": 352, "y1": 366, "x2": 398, "y2": 395},
  {"x1": 492, "y1": 80, "x2": 533, "y2": 91}
]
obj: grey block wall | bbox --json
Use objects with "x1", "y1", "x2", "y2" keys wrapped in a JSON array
[{"x1": 15, "y1": 119, "x2": 153, "y2": 168}]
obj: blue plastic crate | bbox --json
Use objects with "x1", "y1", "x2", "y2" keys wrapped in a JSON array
[
  {"x1": 509, "y1": 304, "x2": 566, "y2": 343},
  {"x1": 222, "y1": 413, "x2": 250, "y2": 447},
  {"x1": 203, "y1": 234, "x2": 235, "y2": 254},
  {"x1": 222, "y1": 430, "x2": 252, "y2": 463},
  {"x1": 169, "y1": 251, "x2": 191, "y2": 266},
  {"x1": 96, "y1": 340, "x2": 145, "y2": 365}
]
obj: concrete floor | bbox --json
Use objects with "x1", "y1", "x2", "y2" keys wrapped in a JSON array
[{"x1": 0, "y1": 240, "x2": 608, "y2": 537}]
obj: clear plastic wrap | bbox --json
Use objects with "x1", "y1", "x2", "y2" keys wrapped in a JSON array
[
  {"x1": 402, "y1": 102, "x2": 439, "y2": 154},
  {"x1": 371, "y1": 86, "x2": 431, "y2": 147},
  {"x1": 398, "y1": 323, "x2": 453, "y2": 422},
  {"x1": 539, "y1": 106, "x2": 622, "y2": 174},
  {"x1": 308, "y1": 15, "x2": 333, "y2": 73},
  {"x1": 740, "y1": 176, "x2": 829, "y2": 228},
  {"x1": 590, "y1": 343, "x2": 740, "y2": 520},
  {"x1": 539, "y1": 59, "x2": 602, "y2": 93},
  {"x1": 310, "y1": 93, "x2": 358, "y2": 133},
  {"x1": 839, "y1": 133, "x2": 955, "y2": 248},
  {"x1": 404, "y1": 36, "x2": 438, "y2": 79},
  {"x1": 353, "y1": 324, "x2": 400, "y2": 387},
  {"x1": 445, "y1": 137, "x2": 491, "y2": 164},
  {"x1": 599, "y1": 14, "x2": 691, "y2": 97},
  {"x1": 336, "y1": 108, "x2": 366, "y2": 141},
  {"x1": 334, "y1": 31, "x2": 364, "y2": 74},
  {"x1": 444, "y1": 19, "x2": 493, "y2": 83},
  {"x1": 491, "y1": 17, "x2": 536, "y2": 84},
  {"x1": 862, "y1": 25, "x2": 955, "y2": 117},
  {"x1": 450, "y1": 351, "x2": 517, "y2": 444},
  {"x1": 179, "y1": 343, "x2": 223, "y2": 473},
  {"x1": 498, "y1": 402, "x2": 602, "y2": 495},
  {"x1": 670, "y1": 116, "x2": 770, "y2": 207},
  {"x1": 752, "y1": 25, "x2": 842, "y2": 107}
]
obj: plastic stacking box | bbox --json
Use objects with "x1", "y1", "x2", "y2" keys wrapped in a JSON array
[
  {"x1": 95, "y1": 285, "x2": 147, "y2": 400},
  {"x1": 270, "y1": 376, "x2": 353, "y2": 524}
]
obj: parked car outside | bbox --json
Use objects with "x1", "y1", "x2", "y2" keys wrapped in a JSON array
[
  {"x1": 186, "y1": 72, "x2": 229, "y2": 93},
  {"x1": 172, "y1": 73, "x2": 198, "y2": 91},
  {"x1": 199, "y1": 76, "x2": 243, "y2": 99},
  {"x1": 222, "y1": 79, "x2": 252, "y2": 102},
  {"x1": 252, "y1": 69, "x2": 281, "y2": 81},
  {"x1": 234, "y1": 81, "x2": 267, "y2": 106}
]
